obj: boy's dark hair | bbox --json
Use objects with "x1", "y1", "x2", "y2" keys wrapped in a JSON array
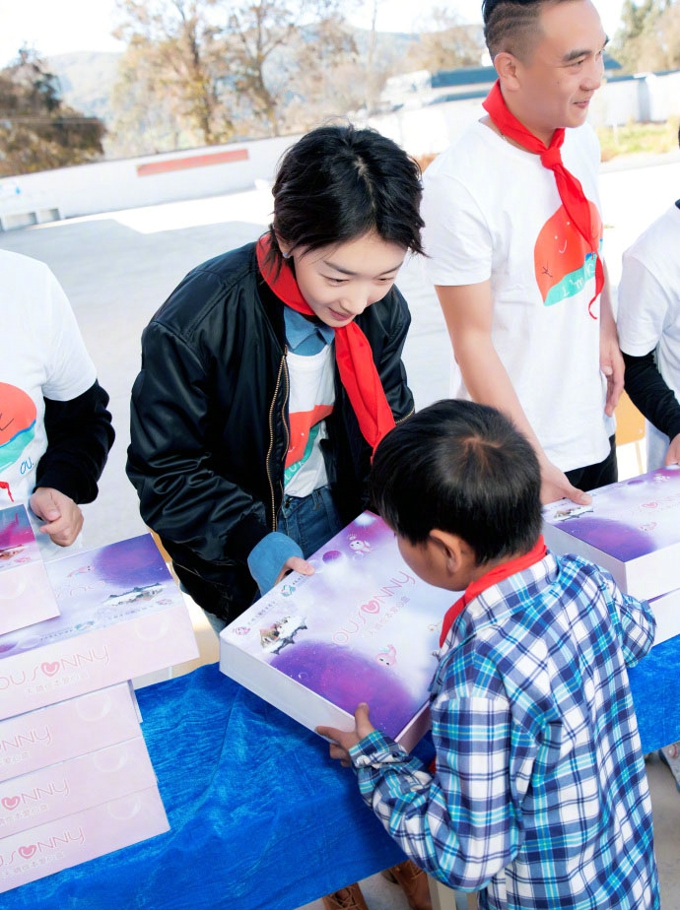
[
  {"x1": 369, "y1": 399, "x2": 543, "y2": 564},
  {"x1": 266, "y1": 123, "x2": 424, "y2": 266},
  {"x1": 483, "y1": 0, "x2": 568, "y2": 61}
]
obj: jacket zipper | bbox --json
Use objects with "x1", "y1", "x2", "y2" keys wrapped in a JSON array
[
  {"x1": 266, "y1": 349, "x2": 290, "y2": 531},
  {"x1": 396, "y1": 405, "x2": 414, "y2": 425}
]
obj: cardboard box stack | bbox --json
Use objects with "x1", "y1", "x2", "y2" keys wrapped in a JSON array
[
  {"x1": 0, "y1": 509, "x2": 199, "y2": 894},
  {"x1": 219, "y1": 511, "x2": 457, "y2": 749},
  {"x1": 543, "y1": 465, "x2": 680, "y2": 645}
]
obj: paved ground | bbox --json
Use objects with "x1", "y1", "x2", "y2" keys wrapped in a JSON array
[{"x1": 2, "y1": 150, "x2": 680, "y2": 908}]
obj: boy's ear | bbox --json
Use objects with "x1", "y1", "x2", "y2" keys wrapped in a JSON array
[{"x1": 428, "y1": 529, "x2": 470, "y2": 576}]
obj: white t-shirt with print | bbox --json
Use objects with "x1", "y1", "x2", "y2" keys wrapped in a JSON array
[
  {"x1": 421, "y1": 120, "x2": 611, "y2": 473},
  {"x1": 284, "y1": 345, "x2": 335, "y2": 498},
  {"x1": 0, "y1": 250, "x2": 96, "y2": 518},
  {"x1": 617, "y1": 203, "x2": 680, "y2": 469}
]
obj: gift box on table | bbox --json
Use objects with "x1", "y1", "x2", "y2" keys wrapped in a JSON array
[
  {"x1": 0, "y1": 785, "x2": 168, "y2": 894},
  {"x1": 0, "y1": 534, "x2": 195, "y2": 894},
  {"x1": 0, "y1": 506, "x2": 59, "y2": 636},
  {"x1": 648, "y1": 587, "x2": 680, "y2": 647},
  {"x1": 0, "y1": 534, "x2": 199, "y2": 722},
  {"x1": 0, "y1": 734, "x2": 156, "y2": 838},
  {"x1": 220, "y1": 511, "x2": 457, "y2": 750},
  {"x1": 542, "y1": 466, "x2": 680, "y2": 603},
  {"x1": 0, "y1": 682, "x2": 141, "y2": 784}
]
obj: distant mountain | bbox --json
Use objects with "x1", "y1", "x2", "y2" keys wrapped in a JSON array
[
  {"x1": 353, "y1": 28, "x2": 419, "y2": 61},
  {"x1": 47, "y1": 51, "x2": 121, "y2": 126},
  {"x1": 46, "y1": 29, "x2": 422, "y2": 131}
]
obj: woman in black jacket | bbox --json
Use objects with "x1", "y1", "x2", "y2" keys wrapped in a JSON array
[
  {"x1": 127, "y1": 123, "x2": 430, "y2": 910},
  {"x1": 127, "y1": 124, "x2": 423, "y2": 632}
]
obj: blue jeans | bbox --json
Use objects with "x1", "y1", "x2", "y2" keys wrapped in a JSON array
[
  {"x1": 202, "y1": 485, "x2": 344, "y2": 636},
  {"x1": 277, "y1": 485, "x2": 344, "y2": 559}
]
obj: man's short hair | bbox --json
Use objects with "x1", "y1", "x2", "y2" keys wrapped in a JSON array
[
  {"x1": 483, "y1": 0, "x2": 566, "y2": 61},
  {"x1": 369, "y1": 399, "x2": 543, "y2": 565}
]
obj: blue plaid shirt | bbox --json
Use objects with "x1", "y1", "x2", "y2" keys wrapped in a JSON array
[{"x1": 349, "y1": 551, "x2": 660, "y2": 909}]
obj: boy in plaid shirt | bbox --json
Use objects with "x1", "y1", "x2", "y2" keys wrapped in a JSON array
[{"x1": 319, "y1": 400, "x2": 659, "y2": 909}]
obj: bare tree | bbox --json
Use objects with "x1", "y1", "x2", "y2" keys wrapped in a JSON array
[
  {"x1": 405, "y1": 7, "x2": 484, "y2": 72},
  {"x1": 0, "y1": 48, "x2": 105, "y2": 176},
  {"x1": 274, "y1": 15, "x2": 362, "y2": 132},
  {"x1": 110, "y1": 0, "x2": 355, "y2": 151},
  {"x1": 611, "y1": 0, "x2": 680, "y2": 73},
  {"x1": 113, "y1": 0, "x2": 234, "y2": 147},
  {"x1": 362, "y1": 0, "x2": 381, "y2": 113}
]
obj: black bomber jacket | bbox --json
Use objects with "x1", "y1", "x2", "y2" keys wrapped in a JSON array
[{"x1": 126, "y1": 242, "x2": 414, "y2": 612}]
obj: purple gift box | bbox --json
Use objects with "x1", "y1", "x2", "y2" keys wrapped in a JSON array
[
  {"x1": 543, "y1": 466, "x2": 680, "y2": 602},
  {"x1": 0, "y1": 535, "x2": 198, "y2": 721},
  {"x1": 220, "y1": 511, "x2": 457, "y2": 750},
  {"x1": 0, "y1": 506, "x2": 59, "y2": 636}
]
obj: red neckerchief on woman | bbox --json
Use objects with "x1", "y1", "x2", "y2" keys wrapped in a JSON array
[
  {"x1": 439, "y1": 535, "x2": 548, "y2": 647},
  {"x1": 256, "y1": 235, "x2": 396, "y2": 452},
  {"x1": 482, "y1": 79, "x2": 603, "y2": 319}
]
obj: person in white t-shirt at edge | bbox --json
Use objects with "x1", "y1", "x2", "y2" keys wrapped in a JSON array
[
  {"x1": 617, "y1": 124, "x2": 680, "y2": 792},
  {"x1": 420, "y1": 0, "x2": 624, "y2": 508},
  {"x1": 0, "y1": 250, "x2": 114, "y2": 557}
]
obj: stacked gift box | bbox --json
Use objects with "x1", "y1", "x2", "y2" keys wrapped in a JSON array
[
  {"x1": 542, "y1": 465, "x2": 680, "y2": 646},
  {"x1": 0, "y1": 506, "x2": 198, "y2": 894},
  {"x1": 0, "y1": 505, "x2": 60, "y2": 635}
]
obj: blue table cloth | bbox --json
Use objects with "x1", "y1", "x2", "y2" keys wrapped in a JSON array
[
  {"x1": 0, "y1": 662, "x2": 414, "y2": 910},
  {"x1": 1, "y1": 634, "x2": 678, "y2": 910},
  {"x1": 629, "y1": 633, "x2": 680, "y2": 754}
]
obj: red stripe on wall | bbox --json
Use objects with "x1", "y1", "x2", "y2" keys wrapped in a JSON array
[{"x1": 137, "y1": 148, "x2": 249, "y2": 177}]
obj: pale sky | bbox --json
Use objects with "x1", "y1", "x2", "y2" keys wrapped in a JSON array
[{"x1": 0, "y1": 0, "x2": 628, "y2": 68}]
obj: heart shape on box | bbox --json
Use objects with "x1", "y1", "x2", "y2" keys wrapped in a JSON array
[
  {"x1": 41, "y1": 662, "x2": 60, "y2": 677},
  {"x1": 2, "y1": 796, "x2": 20, "y2": 811},
  {"x1": 18, "y1": 845, "x2": 36, "y2": 859}
]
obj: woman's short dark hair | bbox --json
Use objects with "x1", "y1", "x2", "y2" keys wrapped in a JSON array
[
  {"x1": 369, "y1": 399, "x2": 543, "y2": 565},
  {"x1": 266, "y1": 123, "x2": 424, "y2": 265}
]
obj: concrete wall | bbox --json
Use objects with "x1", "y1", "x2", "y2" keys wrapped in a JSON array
[
  {"x1": 365, "y1": 96, "x2": 483, "y2": 158},
  {"x1": 589, "y1": 70, "x2": 680, "y2": 130},
  {"x1": 0, "y1": 133, "x2": 301, "y2": 225}
]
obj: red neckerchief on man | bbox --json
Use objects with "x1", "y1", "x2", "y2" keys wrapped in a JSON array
[
  {"x1": 439, "y1": 534, "x2": 548, "y2": 647},
  {"x1": 482, "y1": 79, "x2": 604, "y2": 319},
  {"x1": 256, "y1": 235, "x2": 396, "y2": 452}
]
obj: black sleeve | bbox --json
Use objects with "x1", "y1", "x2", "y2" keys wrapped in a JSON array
[
  {"x1": 126, "y1": 318, "x2": 271, "y2": 567},
  {"x1": 35, "y1": 380, "x2": 115, "y2": 503},
  {"x1": 377, "y1": 286, "x2": 415, "y2": 424},
  {"x1": 622, "y1": 351, "x2": 680, "y2": 442}
]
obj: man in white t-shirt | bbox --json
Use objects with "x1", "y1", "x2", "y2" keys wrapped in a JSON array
[
  {"x1": 617, "y1": 132, "x2": 680, "y2": 471},
  {"x1": 421, "y1": 0, "x2": 623, "y2": 505},
  {"x1": 0, "y1": 250, "x2": 114, "y2": 555},
  {"x1": 617, "y1": 126, "x2": 680, "y2": 795}
]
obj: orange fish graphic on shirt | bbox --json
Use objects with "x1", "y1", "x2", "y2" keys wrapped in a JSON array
[{"x1": 534, "y1": 200, "x2": 603, "y2": 309}]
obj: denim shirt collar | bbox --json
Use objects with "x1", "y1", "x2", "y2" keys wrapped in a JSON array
[{"x1": 284, "y1": 308, "x2": 334, "y2": 354}]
